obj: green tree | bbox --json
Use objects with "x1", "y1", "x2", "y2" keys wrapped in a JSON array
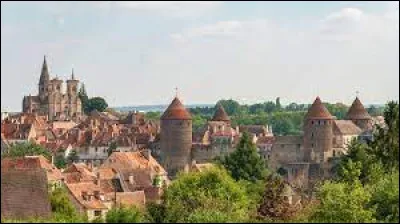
[
  {"x1": 369, "y1": 101, "x2": 399, "y2": 171},
  {"x1": 275, "y1": 97, "x2": 281, "y2": 111},
  {"x1": 49, "y1": 187, "x2": 86, "y2": 222},
  {"x1": 146, "y1": 203, "x2": 166, "y2": 223},
  {"x1": 163, "y1": 167, "x2": 250, "y2": 223},
  {"x1": 257, "y1": 175, "x2": 298, "y2": 220},
  {"x1": 85, "y1": 97, "x2": 108, "y2": 114},
  {"x1": 311, "y1": 181, "x2": 375, "y2": 223},
  {"x1": 54, "y1": 154, "x2": 67, "y2": 169},
  {"x1": 216, "y1": 99, "x2": 241, "y2": 116},
  {"x1": 105, "y1": 206, "x2": 145, "y2": 223},
  {"x1": 78, "y1": 83, "x2": 89, "y2": 106},
  {"x1": 2, "y1": 142, "x2": 51, "y2": 160},
  {"x1": 220, "y1": 132, "x2": 268, "y2": 182},
  {"x1": 368, "y1": 171, "x2": 399, "y2": 223},
  {"x1": 108, "y1": 142, "x2": 118, "y2": 157}
]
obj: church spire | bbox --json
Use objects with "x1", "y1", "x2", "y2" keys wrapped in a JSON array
[
  {"x1": 39, "y1": 55, "x2": 50, "y2": 84},
  {"x1": 71, "y1": 68, "x2": 75, "y2": 80}
]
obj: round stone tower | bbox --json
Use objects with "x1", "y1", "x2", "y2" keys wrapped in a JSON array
[
  {"x1": 303, "y1": 97, "x2": 334, "y2": 163},
  {"x1": 346, "y1": 97, "x2": 372, "y2": 131},
  {"x1": 160, "y1": 96, "x2": 192, "y2": 178}
]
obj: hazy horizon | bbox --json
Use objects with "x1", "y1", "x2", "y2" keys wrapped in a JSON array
[{"x1": 1, "y1": 1, "x2": 399, "y2": 111}]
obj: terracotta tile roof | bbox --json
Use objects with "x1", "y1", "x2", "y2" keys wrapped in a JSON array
[
  {"x1": 65, "y1": 182, "x2": 108, "y2": 210},
  {"x1": 1, "y1": 169, "x2": 52, "y2": 219},
  {"x1": 239, "y1": 125, "x2": 268, "y2": 136},
  {"x1": 305, "y1": 97, "x2": 333, "y2": 120},
  {"x1": 97, "y1": 167, "x2": 117, "y2": 180},
  {"x1": 1, "y1": 156, "x2": 63, "y2": 182},
  {"x1": 334, "y1": 120, "x2": 362, "y2": 135},
  {"x1": 1, "y1": 123, "x2": 33, "y2": 140},
  {"x1": 63, "y1": 163, "x2": 97, "y2": 184},
  {"x1": 104, "y1": 151, "x2": 167, "y2": 175},
  {"x1": 256, "y1": 136, "x2": 275, "y2": 145},
  {"x1": 346, "y1": 97, "x2": 372, "y2": 120},
  {"x1": 161, "y1": 97, "x2": 192, "y2": 120},
  {"x1": 211, "y1": 104, "x2": 230, "y2": 122}
]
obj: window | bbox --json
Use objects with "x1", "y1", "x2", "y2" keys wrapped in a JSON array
[
  {"x1": 281, "y1": 144, "x2": 285, "y2": 148},
  {"x1": 94, "y1": 210, "x2": 102, "y2": 217},
  {"x1": 311, "y1": 143, "x2": 314, "y2": 148},
  {"x1": 311, "y1": 121, "x2": 314, "y2": 125},
  {"x1": 318, "y1": 121, "x2": 321, "y2": 125}
]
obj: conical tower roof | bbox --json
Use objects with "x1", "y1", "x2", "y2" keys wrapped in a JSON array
[
  {"x1": 39, "y1": 55, "x2": 50, "y2": 84},
  {"x1": 346, "y1": 97, "x2": 371, "y2": 120},
  {"x1": 212, "y1": 104, "x2": 230, "y2": 122},
  {"x1": 161, "y1": 97, "x2": 192, "y2": 120},
  {"x1": 305, "y1": 97, "x2": 333, "y2": 120}
]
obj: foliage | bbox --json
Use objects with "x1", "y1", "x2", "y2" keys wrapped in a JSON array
[
  {"x1": 107, "y1": 141, "x2": 118, "y2": 157},
  {"x1": 78, "y1": 83, "x2": 89, "y2": 106},
  {"x1": 146, "y1": 203, "x2": 166, "y2": 223},
  {"x1": 54, "y1": 154, "x2": 67, "y2": 169},
  {"x1": 84, "y1": 97, "x2": 108, "y2": 114},
  {"x1": 2, "y1": 142, "x2": 51, "y2": 160},
  {"x1": 369, "y1": 101, "x2": 399, "y2": 171},
  {"x1": 49, "y1": 187, "x2": 86, "y2": 222},
  {"x1": 145, "y1": 111, "x2": 162, "y2": 121},
  {"x1": 220, "y1": 132, "x2": 268, "y2": 182},
  {"x1": 257, "y1": 175, "x2": 298, "y2": 220},
  {"x1": 368, "y1": 171, "x2": 399, "y2": 223},
  {"x1": 105, "y1": 206, "x2": 145, "y2": 223},
  {"x1": 311, "y1": 181, "x2": 376, "y2": 223},
  {"x1": 163, "y1": 167, "x2": 250, "y2": 223}
]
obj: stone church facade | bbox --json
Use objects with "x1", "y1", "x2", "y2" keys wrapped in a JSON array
[{"x1": 22, "y1": 56, "x2": 82, "y2": 121}]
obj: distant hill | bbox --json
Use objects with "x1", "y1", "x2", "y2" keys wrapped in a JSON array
[{"x1": 113, "y1": 104, "x2": 214, "y2": 113}]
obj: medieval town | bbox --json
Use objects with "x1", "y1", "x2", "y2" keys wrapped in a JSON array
[{"x1": 1, "y1": 54, "x2": 396, "y2": 223}]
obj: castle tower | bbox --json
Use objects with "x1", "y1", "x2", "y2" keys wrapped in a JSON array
[
  {"x1": 38, "y1": 55, "x2": 50, "y2": 101},
  {"x1": 346, "y1": 97, "x2": 372, "y2": 131},
  {"x1": 160, "y1": 96, "x2": 192, "y2": 178},
  {"x1": 303, "y1": 97, "x2": 334, "y2": 163},
  {"x1": 211, "y1": 103, "x2": 230, "y2": 124}
]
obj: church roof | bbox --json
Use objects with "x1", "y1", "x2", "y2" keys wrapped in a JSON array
[
  {"x1": 161, "y1": 97, "x2": 192, "y2": 120},
  {"x1": 346, "y1": 97, "x2": 371, "y2": 120},
  {"x1": 211, "y1": 104, "x2": 230, "y2": 122},
  {"x1": 305, "y1": 97, "x2": 333, "y2": 120}
]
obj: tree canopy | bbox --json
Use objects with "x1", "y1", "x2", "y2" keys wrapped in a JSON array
[{"x1": 219, "y1": 131, "x2": 268, "y2": 182}]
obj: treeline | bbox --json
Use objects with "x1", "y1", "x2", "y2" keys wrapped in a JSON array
[{"x1": 145, "y1": 98, "x2": 385, "y2": 135}]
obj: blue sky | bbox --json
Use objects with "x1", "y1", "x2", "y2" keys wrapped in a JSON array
[{"x1": 1, "y1": 1, "x2": 399, "y2": 111}]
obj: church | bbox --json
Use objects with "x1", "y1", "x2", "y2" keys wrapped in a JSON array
[{"x1": 22, "y1": 56, "x2": 83, "y2": 121}]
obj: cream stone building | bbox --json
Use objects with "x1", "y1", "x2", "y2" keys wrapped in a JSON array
[{"x1": 22, "y1": 56, "x2": 82, "y2": 121}]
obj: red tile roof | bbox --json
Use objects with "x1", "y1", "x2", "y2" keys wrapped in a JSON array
[
  {"x1": 211, "y1": 104, "x2": 230, "y2": 122},
  {"x1": 305, "y1": 97, "x2": 333, "y2": 120},
  {"x1": 346, "y1": 97, "x2": 372, "y2": 120},
  {"x1": 1, "y1": 169, "x2": 52, "y2": 219},
  {"x1": 161, "y1": 97, "x2": 192, "y2": 120}
]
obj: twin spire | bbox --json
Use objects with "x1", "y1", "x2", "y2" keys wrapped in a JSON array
[{"x1": 39, "y1": 55, "x2": 76, "y2": 83}]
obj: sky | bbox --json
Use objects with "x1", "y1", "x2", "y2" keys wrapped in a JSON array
[{"x1": 1, "y1": 1, "x2": 399, "y2": 111}]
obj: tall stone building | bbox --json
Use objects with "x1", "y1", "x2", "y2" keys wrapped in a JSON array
[
  {"x1": 303, "y1": 97, "x2": 334, "y2": 164},
  {"x1": 22, "y1": 56, "x2": 82, "y2": 121},
  {"x1": 346, "y1": 97, "x2": 373, "y2": 131},
  {"x1": 160, "y1": 96, "x2": 193, "y2": 178}
]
